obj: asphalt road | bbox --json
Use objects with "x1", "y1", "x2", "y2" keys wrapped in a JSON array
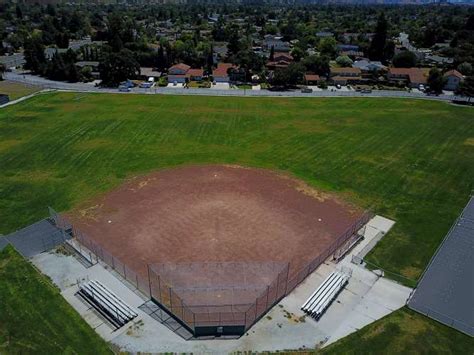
[{"x1": 4, "y1": 71, "x2": 470, "y2": 102}]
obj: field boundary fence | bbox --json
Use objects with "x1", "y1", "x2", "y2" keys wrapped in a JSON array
[{"x1": 48, "y1": 206, "x2": 373, "y2": 335}]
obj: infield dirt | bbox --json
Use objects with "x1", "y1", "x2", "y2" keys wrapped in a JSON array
[{"x1": 69, "y1": 165, "x2": 362, "y2": 281}]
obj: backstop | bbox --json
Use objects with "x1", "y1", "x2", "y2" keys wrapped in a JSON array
[{"x1": 48, "y1": 207, "x2": 372, "y2": 337}]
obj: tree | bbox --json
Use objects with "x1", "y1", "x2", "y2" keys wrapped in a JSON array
[
  {"x1": 271, "y1": 62, "x2": 305, "y2": 87},
  {"x1": 0, "y1": 63, "x2": 5, "y2": 81},
  {"x1": 99, "y1": 48, "x2": 140, "y2": 87},
  {"x1": 457, "y1": 62, "x2": 472, "y2": 76},
  {"x1": 15, "y1": 4, "x2": 23, "y2": 19},
  {"x1": 335, "y1": 55, "x2": 353, "y2": 67},
  {"x1": 318, "y1": 37, "x2": 337, "y2": 59},
  {"x1": 303, "y1": 55, "x2": 330, "y2": 76},
  {"x1": 427, "y1": 68, "x2": 446, "y2": 95},
  {"x1": 392, "y1": 51, "x2": 417, "y2": 68},
  {"x1": 290, "y1": 47, "x2": 305, "y2": 62},
  {"x1": 227, "y1": 26, "x2": 241, "y2": 57},
  {"x1": 456, "y1": 76, "x2": 474, "y2": 99},
  {"x1": 269, "y1": 45, "x2": 275, "y2": 61},
  {"x1": 368, "y1": 12, "x2": 388, "y2": 61},
  {"x1": 24, "y1": 37, "x2": 46, "y2": 74}
]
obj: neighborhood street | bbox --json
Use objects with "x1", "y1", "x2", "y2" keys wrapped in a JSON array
[{"x1": 4, "y1": 71, "x2": 469, "y2": 102}]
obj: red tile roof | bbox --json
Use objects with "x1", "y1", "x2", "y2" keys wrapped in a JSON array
[
  {"x1": 388, "y1": 67, "x2": 428, "y2": 84},
  {"x1": 169, "y1": 63, "x2": 191, "y2": 72},
  {"x1": 444, "y1": 69, "x2": 463, "y2": 79},
  {"x1": 331, "y1": 67, "x2": 361, "y2": 75},
  {"x1": 186, "y1": 68, "x2": 204, "y2": 77},
  {"x1": 305, "y1": 74, "x2": 320, "y2": 81},
  {"x1": 213, "y1": 63, "x2": 234, "y2": 77}
]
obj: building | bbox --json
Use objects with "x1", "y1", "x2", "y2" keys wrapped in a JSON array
[
  {"x1": 316, "y1": 31, "x2": 334, "y2": 38},
  {"x1": 387, "y1": 67, "x2": 429, "y2": 88},
  {"x1": 263, "y1": 35, "x2": 291, "y2": 52},
  {"x1": 352, "y1": 60, "x2": 386, "y2": 73},
  {"x1": 337, "y1": 44, "x2": 360, "y2": 53},
  {"x1": 330, "y1": 67, "x2": 362, "y2": 85},
  {"x1": 266, "y1": 52, "x2": 294, "y2": 71},
  {"x1": 139, "y1": 67, "x2": 162, "y2": 80},
  {"x1": 213, "y1": 63, "x2": 233, "y2": 83},
  {"x1": 211, "y1": 63, "x2": 245, "y2": 83},
  {"x1": 167, "y1": 63, "x2": 191, "y2": 83},
  {"x1": 186, "y1": 68, "x2": 204, "y2": 82},
  {"x1": 304, "y1": 74, "x2": 321, "y2": 85},
  {"x1": 75, "y1": 61, "x2": 100, "y2": 79},
  {"x1": 443, "y1": 70, "x2": 464, "y2": 91}
]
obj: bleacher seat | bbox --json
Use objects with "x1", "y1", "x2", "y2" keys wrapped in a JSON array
[
  {"x1": 78, "y1": 279, "x2": 137, "y2": 328},
  {"x1": 301, "y1": 270, "x2": 350, "y2": 320}
]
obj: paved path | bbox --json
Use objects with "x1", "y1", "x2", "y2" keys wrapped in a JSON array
[{"x1": 4, "y1": 71, "x2": 470, "y2": 103}]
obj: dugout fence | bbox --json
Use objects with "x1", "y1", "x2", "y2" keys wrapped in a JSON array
[{"x1": 48, "y1": 207, "x2": 372, "y2": 337}]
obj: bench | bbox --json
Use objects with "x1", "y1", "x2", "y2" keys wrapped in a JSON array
[
  {"x1": 301, "y1": 270, "x2": 350, "y2": 320},
  {"x1": 78, "y1": 279, "x2": 137, "y2": 328}
]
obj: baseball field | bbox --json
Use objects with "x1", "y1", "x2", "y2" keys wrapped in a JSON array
[{"x1": 0, "y1": 92, "x2": 473, "y2": 352}]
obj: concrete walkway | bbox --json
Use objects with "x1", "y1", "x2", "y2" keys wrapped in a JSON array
[{"x1": 32, "y1": 215, "x2": 411, "y2": 353}]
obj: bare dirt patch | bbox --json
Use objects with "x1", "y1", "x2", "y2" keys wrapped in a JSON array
[{"x1": 68, "y1": 165, "x2": 363, "y2": 293}]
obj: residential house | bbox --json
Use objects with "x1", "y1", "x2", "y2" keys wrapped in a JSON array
[
  {"x1": 337, "y1": 44, "x2": 360, "y2": 53},
  {"x1": 443, "y1": 70, "x2": 464, "y2": 91},
  {"x1": 263, "y1": 35, "x2": 291, "y2": 52},
  {"x1": 213, "y1": 63, "x2": 233, "y2": 83},
  {"x1": 304, "y1": 74, "x2": 321, "y2": 85},
  {"x1": 187, "y1": 68, "x2": 204, "y2": 82},
  {"x1": 352, "y1": 60, "x2": 386, "y2": 73},
  {"x1": 387, "y1": 67, "x2": 429, "y2": 88},
  {"x1": 212, "y1": 63, "x2": 245, "y2": 83},
  {"x1": 316, "y1": 31, "x2": 334, "y2": 38},
  {"x1": 140, "y1": 67, "x2": 162, "y2": 80},
  {"x1": 75, "y1": 61, "x2": 100, "y2": 79},
  {"x1": 168, "y1": 63, "x2": 191, "y2": 83},
  {"x1": 266, "y1": 52, "x2": 293, "y2": 71},
  {"x1": 330, "y1": 67, "x2": 362, "y2": 85},
  {"x1": 425, "y1": 54, "x2": 454, "y2": 66}
]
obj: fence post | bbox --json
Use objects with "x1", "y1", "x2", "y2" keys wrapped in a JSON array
[{"x1": 147, "y1": 264, "x2": 152, "y2": 298}]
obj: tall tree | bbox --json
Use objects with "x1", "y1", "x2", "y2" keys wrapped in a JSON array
[
  {"x1": 99, "y1": 48, "x2": 140, "y2": 87},
  {"x1": 23, "y1": 37, "x2": 46, "y2": 74},
  {"x1": 369, "y1": 12, "x2": 388, "y2": 61},
  {"x1": 427, "y1": 68, "x2": 446, "y2": 95},
  {"x1": 456, "y1": 76, "x2": 474, "y2": 100},
  {"x1": 392, "y1": 51, "x2": 417, "y2": 68}
]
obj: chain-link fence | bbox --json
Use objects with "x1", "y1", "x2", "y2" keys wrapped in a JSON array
[{"x1": 49, "y1": 206, "x2": 372, "y2": 336}]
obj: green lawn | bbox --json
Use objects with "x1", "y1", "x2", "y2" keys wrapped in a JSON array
[
  {"x1": 0, "y1": 245, "x2": 111, "y2": 354},
  {"x1": 0, "y1": 80, "x2": 40, "y2": 101},
  {"x1": 322, "y1": 307, "x2": 474, "y2": 354},
  {"x1": 0, "y1": 93, "x2": 473, "y2": 352}
]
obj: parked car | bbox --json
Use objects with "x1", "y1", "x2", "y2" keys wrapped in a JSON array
[
  {"x1": 336, "y1": 84, "x2": 342, "y2": 89},
  {"x1": 140, "y1": 81, "x2": 154, "y2": 88},
  {"x1": 120, "y1": 80, "x2": 135, "y2": 88},
  {"x1": 118, "y1": 85, "x2": 131, "y2": 92},
  {"x1": 418, "y1": 84, "x2": 425, "y2": 92},
  {"x1": 301, "y1": 87, "x2": 313, "y2": 93}
]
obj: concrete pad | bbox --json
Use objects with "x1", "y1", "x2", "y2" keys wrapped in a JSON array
[{"x1": 31, "y1": 214, "x2": 411, "y2": 353}]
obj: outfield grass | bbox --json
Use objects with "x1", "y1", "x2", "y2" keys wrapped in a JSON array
[
  {"x1": 0, "y1": 245, "x2": 110, "y2": 354},
  {"x1": 0, "y1": 93, "x2": 473, "y2": 352},
  {"x1": 0, "y1": 80, "x2": 40, "y2": 101}
]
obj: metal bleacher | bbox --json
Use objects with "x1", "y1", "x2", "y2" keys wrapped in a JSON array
[
  {"x1": 77, "y1": 280, "x2": 138, "y2": 329},
  {"x1": 301, "y1": 270, "x2": 350, "y2": 320}
]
